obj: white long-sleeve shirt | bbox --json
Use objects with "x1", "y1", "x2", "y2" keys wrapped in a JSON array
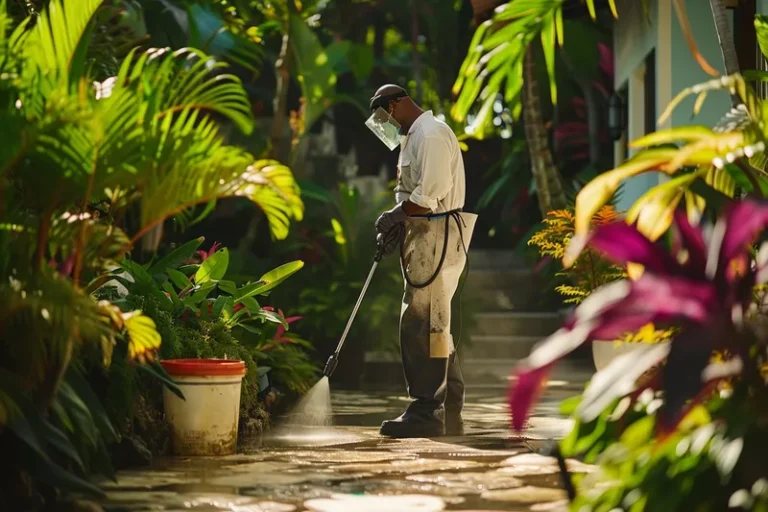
[{"x1": 394, "y1": 111, "x2": 466, "y2": 214}]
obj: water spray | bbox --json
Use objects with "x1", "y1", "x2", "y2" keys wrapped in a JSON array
[{"x1": 272, "y1": 230, "x2": 399, "y2": 441}]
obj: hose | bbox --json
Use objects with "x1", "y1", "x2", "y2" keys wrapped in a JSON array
[{"x1": 399, "y1": 209, "x2": 467, "y2": 289}]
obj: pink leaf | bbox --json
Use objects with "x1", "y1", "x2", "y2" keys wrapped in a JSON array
[{"x1": 509, "y1": 364, "x2": 553, "y2": 431}]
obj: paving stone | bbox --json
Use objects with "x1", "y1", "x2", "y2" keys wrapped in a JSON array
[
  {"x1": 303, "y1": 494, "x2": 446, "y2": 512},
  {"x1": 530, "y1": 499, "x2": 570, "y2": 511},
  {"x1": 96, "y1": 379, "x2": 592, "y2": 512},
  {"x1": 481, "y1": 486, "x2": 568, "y2": 503},
  {"x1": 331, "y1": 458, "x2": 481, "y2": 475},
  {"x1": 270, "y1": 450, "x2": 415, "y2": 464},
  {"x1": 405, "y1": 471, "x2": 523, "y2": 492},
  {"x1": 102, "y1": 491, "x2": 296, "y2": 511}
]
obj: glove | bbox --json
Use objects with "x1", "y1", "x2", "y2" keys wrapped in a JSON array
[
  {"x1": 375, "y1": 202, "x2": 409, "y2": 236},
  {"x1": 376, "y1": 227, "x2": 402, "y2": 259}
]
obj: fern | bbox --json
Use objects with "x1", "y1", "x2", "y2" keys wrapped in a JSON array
[{"x1": 529, "y1": 205, "x2": 626, "y2": 304}]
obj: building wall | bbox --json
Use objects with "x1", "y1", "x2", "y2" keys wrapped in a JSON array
[
  {"x1": 669, "y1": 0, "x2": 732, "y2": 129},
  {"x1": 613, "y1": 0, "x2": 733, "y2": 212},
  {"x1": 614, "y1": 0, "x2": 662, "y2": 212}
]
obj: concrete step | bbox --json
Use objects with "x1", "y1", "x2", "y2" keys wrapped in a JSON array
[
  {"x1": 471, "y1": 312, "x2": 562, "y2": 337},
  {"x1": 468, "y1": 249, "x2": 527, "y2": 270},
  {"x1": 465, "y1": 268, "x2": 535, "y2": 291},
  {"x1": 465, "y1": 287, "x2": 541, "y2": 312},
  {"x1": 462, "y1": 335, "x2": 541, "y2": 360},
  {"x1": 464, "y1": 268, "x2": 550, "y2": 312}
]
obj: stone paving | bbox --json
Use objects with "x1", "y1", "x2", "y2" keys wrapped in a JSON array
[{"x1": 94, "y1": 365, "x2": 593, "y2": 512}]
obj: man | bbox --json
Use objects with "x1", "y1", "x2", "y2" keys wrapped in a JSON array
[{"x1": 366, "y1": 84, "x2": 477, "y2": 438}]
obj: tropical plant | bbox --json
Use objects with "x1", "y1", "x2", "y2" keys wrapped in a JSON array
[
  {"x1": 512, "y1": 201, "x2": 768, "y2": 429},
  {"x1": 560, "y1": 379, "x2": 768, "y2": 510},
  {"x1": 107, "y1": 239, "x2": 314, "y2": 392},
  {"x1": 528, "y1": 206, "x2": 625, "y2": 304},
  {"x1": 560, "y1": 9, "x2": 768, "y2": 263},
  {"x1": 0, "y1": 0, "x2": 301, "y2": 505},
  {"x1": 452, "y1": 0, "x2": 744, "y2": 218},
  {"x1": 524, "y1": 201, "x2": 768, "y2": 510}
]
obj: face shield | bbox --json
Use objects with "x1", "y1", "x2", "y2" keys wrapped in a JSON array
[
  {"x1": 366, "y1": 90, "x2": 409, "y2": 151},
  {"x1": 365, "y1": 107, "x2": 403, "y2": 151}
]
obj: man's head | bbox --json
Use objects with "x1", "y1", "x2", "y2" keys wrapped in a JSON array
[{"x1": 369, "y1": 84, "x2": 422, "y2": 132}]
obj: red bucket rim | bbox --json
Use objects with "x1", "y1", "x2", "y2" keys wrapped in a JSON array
[{"x1": 160, "y1": 359, "x2": 247, "y2": 377}]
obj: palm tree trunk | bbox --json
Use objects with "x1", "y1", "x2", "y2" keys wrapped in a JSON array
[
  {"x1": 523, "y1": 45, "x2": 566, "y2": 216},
  {"x1": 709, "y1": 0, "x2": 742, "y2": 107},
  {"x1": 270, "y1": 31, "x2": 291, "y2": 161},
  {"x1": 710, "y1": 0, "x2": 739, "y2": 75}
]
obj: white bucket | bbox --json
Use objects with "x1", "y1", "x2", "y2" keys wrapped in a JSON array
[{"x1": 161, "y1": 359, "x2": 247, "y2": 456}]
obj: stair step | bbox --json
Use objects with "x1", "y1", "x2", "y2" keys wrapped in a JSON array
[
  {"x1": 468, "y1": 250, "x2": 527, "y2": 270},
  {"x1": 463, "y1": 335, "x2": 541, "y2": 360},
  {"x1": 464, "y1": 288, "x2": 542, "y2": 312},
  {"x1": 463, "y1": 268, "x2": 549, "y2": 312},
  {"x1": 471, "y1": 312, "x2": 562, "y2": 337},
  {"x1": 465, "y1": 268, "x2": 535, "y2": 290}
]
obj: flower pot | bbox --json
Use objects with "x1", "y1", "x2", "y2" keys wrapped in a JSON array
[
  {"x1": 592, "y1": 340, "x2": 668, "y2": 372},
  {"x1": 160, "y1": 359, "x2": 247, "y2": 456}
]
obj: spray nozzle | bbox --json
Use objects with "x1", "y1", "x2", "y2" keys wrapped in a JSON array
[{"x1": 322, "y1": 353, "x2": 339, "y2": 378}]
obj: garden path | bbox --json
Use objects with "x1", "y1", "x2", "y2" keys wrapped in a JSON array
[{"x1": 93, "y1": 363, "x2": 593, "y2": 512}]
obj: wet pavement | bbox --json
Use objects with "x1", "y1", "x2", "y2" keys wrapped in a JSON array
[{"x1": 94, "y1": 364, "x2": 593, "y2": 512}]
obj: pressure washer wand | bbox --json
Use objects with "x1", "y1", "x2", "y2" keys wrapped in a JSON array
[{"x1": 322, "y1": 237, "x2": 388, "y2": 378}]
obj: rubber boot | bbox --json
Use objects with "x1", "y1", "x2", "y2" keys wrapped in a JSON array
[{"x1": 380, "y1": 292, "x2": 459, "y2": 438}]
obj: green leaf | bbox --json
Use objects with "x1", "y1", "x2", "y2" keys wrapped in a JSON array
[
  {"x1": 238, "y1": 323, "x2": 263, "y2": 334},
  {"x1": 690, "y1": 178, "x2": 730, "y2": 212},
  {"x1": 65, "y1": 370, "x2": 117, "y2": 443},
  {"x1": 168, "y1": 268, "x2": 193, "y2": 290},
  {"x1": 240, "y1": 296, "x2": 260, "y2": 312},
  {"x1": 120, "y1": 260, "x2": 155, "y2": 288},
  {"x1": 233, "y1": 260, "x2": 304, "y2": 302},
  {"x1": 16, "y1": 439, "x2": 105, "y2": 498},
  {"x1": 348, "y1": 43, "x2": 374, "y2": 83},
  {"x1": 55, "y1": 381, "x2": 98, "y2": 448},
  {"x1": 148, "y1": 237, "x2": 205, "y2": 276},
  {"x1": 219, "y1": 279, "x2": 237, "y2": 295},
  {"x1": 256, "y1": 309, "x2": 288, "y2": 328},
  {"x1": 212, "y1": 295, "x2": 231, "y2": 320},
  {"x1": 139, "y1": 362, "x2": 185, "y2": 400},
  {"x1": 184, "y1": 282, "x2": 217, "y2": 308},
  {"x1": 162, "y1": 281, "x2": 184, "y2": 308},
  {"x1": 755, "y1": 15, "x2": 768, "y2": 60},
  {"x1": 23, "y1": 0, "x2": 104, "y2": 89},
  {"x1": 289, "y1": 13, "x2": 337, "y2": 130},
  {"x1": 195, "y1": 248, "x2": 230, "y2": 284},
  {"x1": 620, "y1": 415, "x2": 655, "y2": 449},
  {"x1": 178, "y1": 264, "x2": 199, "y2": 276},
  {"x1": 325, "y1": 40, "x2": 352, "y2": 71},
  {"x1": 541, "y1": 12, "x2": 557, "y2": 105}
]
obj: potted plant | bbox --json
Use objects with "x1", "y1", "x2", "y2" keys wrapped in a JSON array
[
  {"x1": 528, "y1": 206, "x2": 668, "y2": 370},
  {"x1": 110, "y1": 239, "x2": 310, "y2": 454}
]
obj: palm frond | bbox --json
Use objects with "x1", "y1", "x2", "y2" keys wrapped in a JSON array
[
  {"x1": 120, "y1": 46, "x2": 254, "y2": 134},
  {"x1": 22, "y1": 0, "x2": 103, "y2": 90}
]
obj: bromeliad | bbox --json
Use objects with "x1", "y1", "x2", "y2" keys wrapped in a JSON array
[{"x1": 509, "y1": 200, "x2": 768, "y2": 433}]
